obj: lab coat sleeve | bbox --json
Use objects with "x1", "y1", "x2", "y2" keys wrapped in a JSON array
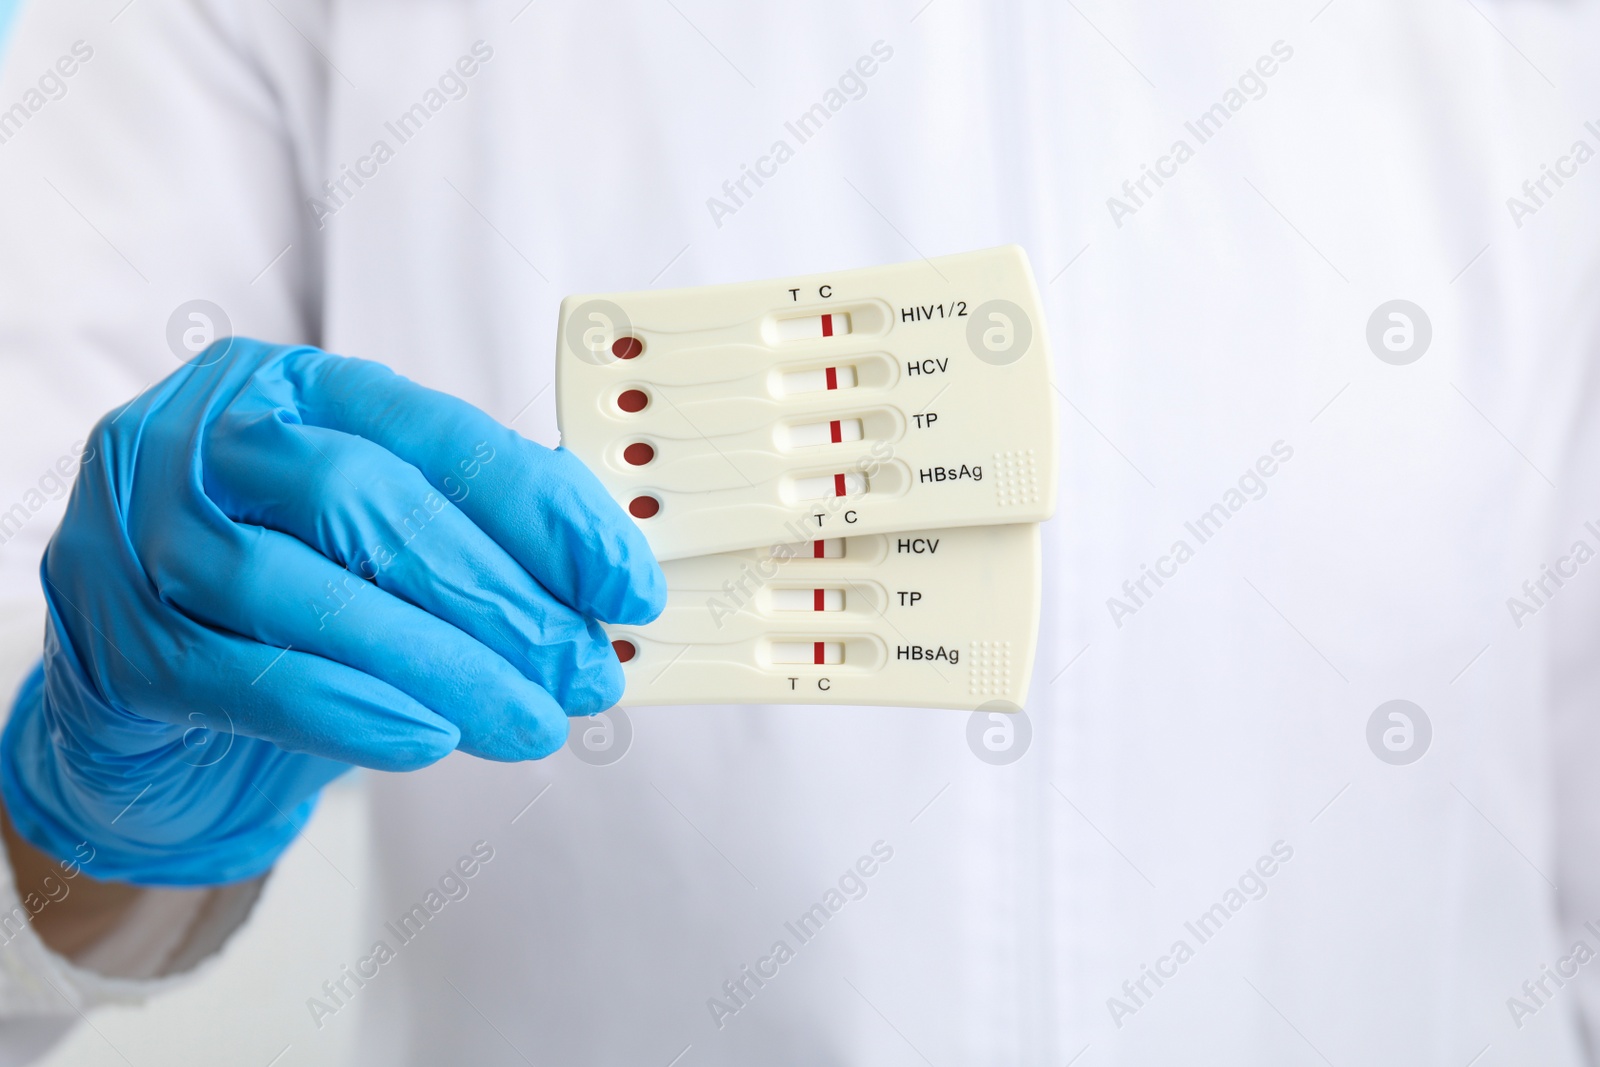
[
  {"x1": 0, "y1": 0, "x2": 329, "y2": 1039},
  {"x1": 0, "y1": 829, "x2": 266, "y2": 1017}
]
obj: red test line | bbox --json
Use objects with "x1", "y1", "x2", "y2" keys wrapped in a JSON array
[
  {"x1": 813, "y1": 641, "x2": 825, "y2": 664},
  {"x1": 833, "y1": 473, "x2": 846, "y2": 496},
  {"x1": 813, "y1": 540, "x2": 826, "y2": 558},
  {"x1": 825, "y1": 366, "x2": 838, "y2": 390},
  {"x1": 813, "y1": 588, "x2": 825, "y2": 611},
  {"x1": 821, "y1": 314, "x2": 834, "y2": 338},
  {"x1": 829, "y1": 420, "x2": 842, "y2": 443}
]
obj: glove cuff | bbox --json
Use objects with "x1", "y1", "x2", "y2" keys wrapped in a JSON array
[{"x1": 1, "y1": 656, "x2": 315, "y2": 887}]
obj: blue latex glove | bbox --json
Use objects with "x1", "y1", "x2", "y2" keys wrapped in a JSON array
[{"x1": 0, "y1": 339, "x2": 664, "y2": 886}]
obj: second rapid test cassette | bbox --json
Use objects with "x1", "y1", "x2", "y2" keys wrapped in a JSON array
[
  {"x1": 604, "y1": 524, "x2": 1041, "y2": 709},
  {"x1": 556, "y1": 246, "x2": 1058, "y2": 561}
]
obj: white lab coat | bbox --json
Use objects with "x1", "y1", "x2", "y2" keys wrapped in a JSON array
[{"x1": 2, "y1": 0, "x2": 1600, "y2": 1064}]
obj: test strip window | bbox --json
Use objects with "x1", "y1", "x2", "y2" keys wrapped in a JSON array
[
  {"x1": 771, "y1": 641, "x2": 844, "y2": 665},
  {"x1": 793, "y1": 472, "x2": 868, "y2": 500},
  {"x1": 772, "y1": 588, "x2": 845, "y2": 612},
  {"x1": 782, "y1": 365, "x2": 859, "y2": 395},
  {"x1": 784, "y1": 418, "x2": 863, "y2": 449},
  {"x1": 776, "y1": 312, "x2": 852, "y2": 341}
]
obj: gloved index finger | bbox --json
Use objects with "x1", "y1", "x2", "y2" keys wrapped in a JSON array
[{"x1": 277, "y1": 347, "x2": 665, "y2": 625}]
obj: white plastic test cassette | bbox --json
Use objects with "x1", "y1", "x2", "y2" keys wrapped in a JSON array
[
  {"x1": 556, "y1": 246, "x2": 1058, "y2": 561},
  {"x1": 603, "y1": 524, "x2": 1040, "y2": 709}
]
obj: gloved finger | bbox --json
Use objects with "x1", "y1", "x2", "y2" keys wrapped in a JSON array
[
  {"x1": 175, "y1": 642, "x2": 462, "y2": 772},
  {"x1": 9, "y1": 631, "x2": 438, "y2": 886},
  {"x1": 273, "y1": 348, "x2": 665, "y2": 625},
  {"x1": 203, "y1": 412, "x2": 623, "y2": 715},
  {"x1": 5, "y1": 657, "x2": 359, "y2": 860},
  {"x1": 42, "y1": 519, "x2": 461, "y2": 773},
  {"x1": 131, "y1": 505, "x2": 573, "y2": 762}
]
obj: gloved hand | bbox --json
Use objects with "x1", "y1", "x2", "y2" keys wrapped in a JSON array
[{"x1": 0, "y1": 339, "x2": 664, "y2": 886}]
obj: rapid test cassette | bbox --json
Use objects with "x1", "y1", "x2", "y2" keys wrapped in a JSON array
[
  {"x1": 603, "y1": 523, "x2": 1040, "y2": 709},
  {"x1": 555, "y1": 246, "x2": 1058, "y2": 561}
]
